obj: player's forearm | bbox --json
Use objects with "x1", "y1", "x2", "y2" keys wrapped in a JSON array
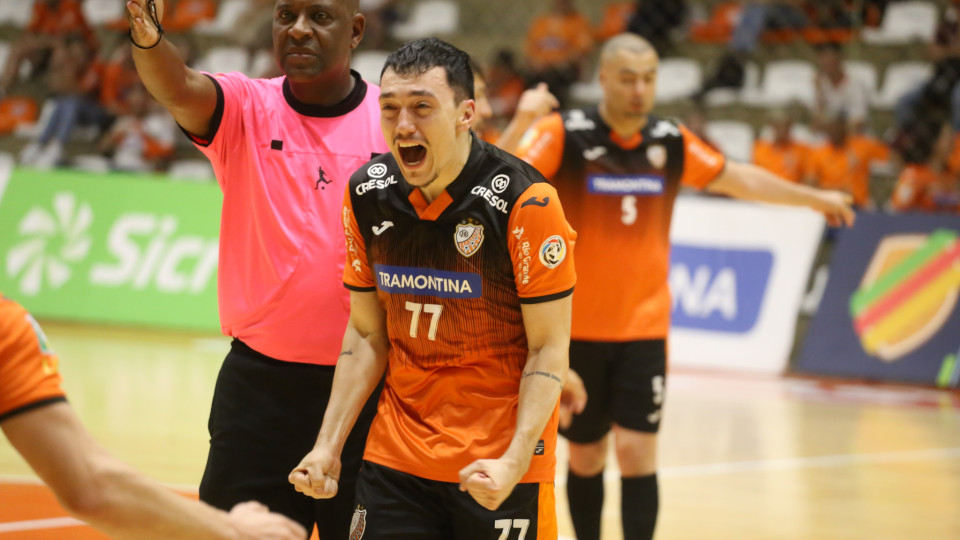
[
  {"x1": 314, "y1": 326, "x2": 387, "y2": 455},
  {"x1": 501, "y1": 343, "x2": 567, "y2": 471},
  {"x1": 132, "y1": 40, "x2": 198, "y2": 109},
  {"x1": 497, "y1": 113, "x2": 538, "y2": 155},
  {"x1": 709, "y1": 161, "x2": 828, "y2": 208},
  {"x1": 74, "y1": 455, "x2": 242, "y2": 540}
]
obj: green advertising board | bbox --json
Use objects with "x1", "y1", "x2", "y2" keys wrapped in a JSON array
[{"x1": 0, "y1": 161, "x2": 222, "y2": 331}]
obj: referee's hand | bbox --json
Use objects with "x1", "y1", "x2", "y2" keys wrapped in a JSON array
[
  {"x1": 289, "y1": 448, "x2": 340, "y2": 499},
  {"x1": 126, "y1": 0, "x2": 165, "y2": 46}
]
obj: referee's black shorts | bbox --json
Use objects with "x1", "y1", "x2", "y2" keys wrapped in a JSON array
[{"x1": 199, "y1": 339, "x2": 382, "y2": 539}]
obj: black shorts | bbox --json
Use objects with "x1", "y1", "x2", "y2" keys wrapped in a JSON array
[
  {"x1": 199, "y1": 339, "x2": 382, "y2": 539},
  {"x1": 352, "y1": 461, "x2": 557, "y2": 540},
  {"x1": 560, "y1": 339, "x2": 666, "y2": 443}
]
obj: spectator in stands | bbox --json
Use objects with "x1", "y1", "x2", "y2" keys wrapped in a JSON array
[
  {"x1": 805, "y1": 112, "x2": 889, "y2": 209},
  {"x1": 163, "y1": 0, "x2": 217, "y2": 33},
  {"x1": 625, "y1": 0, "x2": 687, "y2": 55},
  {"x1": 813, "y1": 42, "x2": 868, "y2": 133},
  {"x1": 593, "y1": 2, "x2": 636, "y2": 43},
  {"x1": 891, "y1": 124, "x2": 960, "y2": 213},
  {"x1": 0, "y1": 0, "x2": 96, "y2": 96},
  {"x1": 524, "y1": 0, "x2": 593, "y2": 107},
  {"x1": 97, "y1": 84, "x2": 176, "y2": 172},
  {"x1": 19, "y1": 33, "x2": 107, "y2": 170},
  {"x1": 359, "y1": 0, "x2": 399, "y2": 49},
  {"x1": 484, "y1": 49, "x2": 527, "y2": 121},
  {"x1": 894, "y1": 1, "x2": 960, "y2": 142},
  {"x1": 753, "y1": 108, "x2": 810, "y2": 183},
  {"x1": 891, "y1": 166, "x2": 960, "y2": 213},
  {"x1": 697, "y1": 1, "x2": 808, "y2": 96}
]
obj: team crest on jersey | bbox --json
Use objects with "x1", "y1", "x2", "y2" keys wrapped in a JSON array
[
  {"x1": 646, "y1": 144, "x2": 666, "y2": 169},
  {"x1": 539, "y1": 235, "x2": 567, "y2": 268},
  {"x1": 455, "y1": 219, "x2": 485, "y2": 258},
  {"x1": 349, "y1": 506, "x2": 366, "y2": 540}
]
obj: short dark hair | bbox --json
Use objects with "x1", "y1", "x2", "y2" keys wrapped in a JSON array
[{"x1": 382, "y1": 38, "x2": 475, "y2": 103}]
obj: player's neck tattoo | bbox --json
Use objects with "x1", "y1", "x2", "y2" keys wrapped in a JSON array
[{"x1": 522, "y1": 370, "x2": 563, "y2": 384}]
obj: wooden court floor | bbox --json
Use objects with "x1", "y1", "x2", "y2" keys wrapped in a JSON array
[{"x1": 1, "y1": 321, "x2": 959, "y2": 540}]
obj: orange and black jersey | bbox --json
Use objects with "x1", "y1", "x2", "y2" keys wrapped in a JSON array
[
  {"x1": 517, "y1": 108, "x2": 726, "y2": 341},
  {"x1": 0, "y1": 295, "x2": 65, "y2": 423},
  {"x1": 343, "y1": 134, "x2": 577, "y2": 484}
]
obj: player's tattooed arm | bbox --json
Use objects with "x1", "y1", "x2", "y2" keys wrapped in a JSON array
[
  {"x1": 339, "y1": 350, "x2": 353, "y2": 358},
  {"x1": 522, "y1": 370, "x2": 563, "y2": 384}
]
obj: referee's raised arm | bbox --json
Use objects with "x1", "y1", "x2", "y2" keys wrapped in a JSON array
[{"x1": 125, "y1": 0, "x2": 218, "y2": 137}]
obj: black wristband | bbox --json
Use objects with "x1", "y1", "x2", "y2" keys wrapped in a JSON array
[
  {"x1": 129, "y1": 0, "x2": 164, "y2": 50},
  {"x1": 128, "y1": 29, "x2": 164, "y2": 50}
]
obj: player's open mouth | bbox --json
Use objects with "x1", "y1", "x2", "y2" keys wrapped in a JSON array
[{"x1": 398, "y1": 143, "x2": 426, "y2": 167}]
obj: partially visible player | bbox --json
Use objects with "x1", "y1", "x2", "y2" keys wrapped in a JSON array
[
  {"x1": 289, "y1": 38, "x2": 577, "y2": 538},
  {"x1": 472, "y1": 61, "x2": 587, "y2": 429},
  {"x1": 506, "y1": 33, "x2": 855, "y2": 540},
  {"x1": 0, "y1": 294, "x2": 305, "y2": 540}
]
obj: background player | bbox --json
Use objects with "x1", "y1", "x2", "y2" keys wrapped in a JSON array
[
  {"x1": 125, "y1": 0, "x2": 387, "y2": 536},
  {"x1": 289, "y1": 38, "x2": 576, "y2": 538},
  {"x1": 507, "y1": 33, "x2": 856, "y2": 540},
  {"x1": 0, "y1": 294, "x2": 305, "y2": 540}
]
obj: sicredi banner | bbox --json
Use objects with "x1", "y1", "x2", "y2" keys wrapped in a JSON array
[
  {"x1": 795, "y1": 213, "x2": 960, "y2": 387},
  {"x1": 668, "y1": 195, "x2": 825, "y2": 374},
  {"x1": 0, "y1": 160, "x2": 221, "y2": 331}
]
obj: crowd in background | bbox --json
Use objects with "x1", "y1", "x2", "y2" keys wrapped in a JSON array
[{"x1": 0, "y1": 0, "x2": 958, "y2": 214}]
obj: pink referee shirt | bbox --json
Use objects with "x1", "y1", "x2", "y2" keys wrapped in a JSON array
[{"x1": 188, "y1": 71, "x2": 388, "y2": 365}]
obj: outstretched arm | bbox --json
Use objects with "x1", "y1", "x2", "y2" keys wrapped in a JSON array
[
  {"x1": 707, "y1": 161, "x2": 856, "y2": 227},
  {"x1": 289, "y1": 290, "x2": 389, "y2": 499},
  {"x1": 126, "y1": 0, "x2": 218, "y2": 136},
  {"x1": 496, "y1": 83, "x2": 558, "y2": 154},
  {"x1": 2, "y1": 403, "x2": 305, "y2": 540}
]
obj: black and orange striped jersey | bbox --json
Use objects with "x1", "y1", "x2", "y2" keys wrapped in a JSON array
[
  {"x1": 0, "y1": 295, "x2": 66, "y2": 422},
  {"x1": 516, "y1": 108, "x2": 726, "y2": 341},
  {"x1": 343, "y1": 135, "x2": 576, "y2": 484}
]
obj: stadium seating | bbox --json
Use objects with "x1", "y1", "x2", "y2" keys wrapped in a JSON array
[
  {"x1": 81, "y1": 0, "x2": 125, "y2": 26},
  {"x1": 168, "y1": 159, "x2": 215, "y2": 181},
  {"x1": 353, "y1": 50, "x2": 390, "y2": 84},
  {"x1": 391, "y1": 0, "x2": 459, "y2": 41},
  {"x1": 193, "y1": 46, "x2": 251, "y2": 75},
  {"x1": 861, "y1": 1, "x2": 938, "y2": 45},
  {"x1": 194, "y1": 0, "x2": 251, "y2": 36},
  {"x1": 705, "y1": 120, "x2": 754, "y2": 162},
  {"x1": 755, "y1": 60, "x2": 817, "y2": 107},
  {"x1": 874, "y1": 61, "x2": 933, "y2": 109},
  {"x1": 0, "y1": 0, "x2": 30, "y2": 27},
  {"x1": 655, "y1": 58, "x2": 702, "y2": 103}
]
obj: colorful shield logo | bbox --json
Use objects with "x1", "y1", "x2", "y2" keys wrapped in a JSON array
[
  {"x1": 850, "y1": 229, "x2": 960, "y2": 361},
  {"x1": 454, "y1": 221, "x2": 484, "y2": 258}
]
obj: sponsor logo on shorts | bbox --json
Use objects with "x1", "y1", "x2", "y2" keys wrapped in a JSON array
[
  {"x1": 454, "y1": 220, "x2": 484, "y2": 258},
  {"x1": 375, "y1": 264, "x2": 482, "y2": 298},
  {"x1": 588, "y1": 174, "x2": 664, "y2": 196},
  {"x1": 539, "y1": 236, "x2": 566, "y2": 269},
  {"x1": 350, "y1": 506, "x2": 366, "y2": 540}
]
